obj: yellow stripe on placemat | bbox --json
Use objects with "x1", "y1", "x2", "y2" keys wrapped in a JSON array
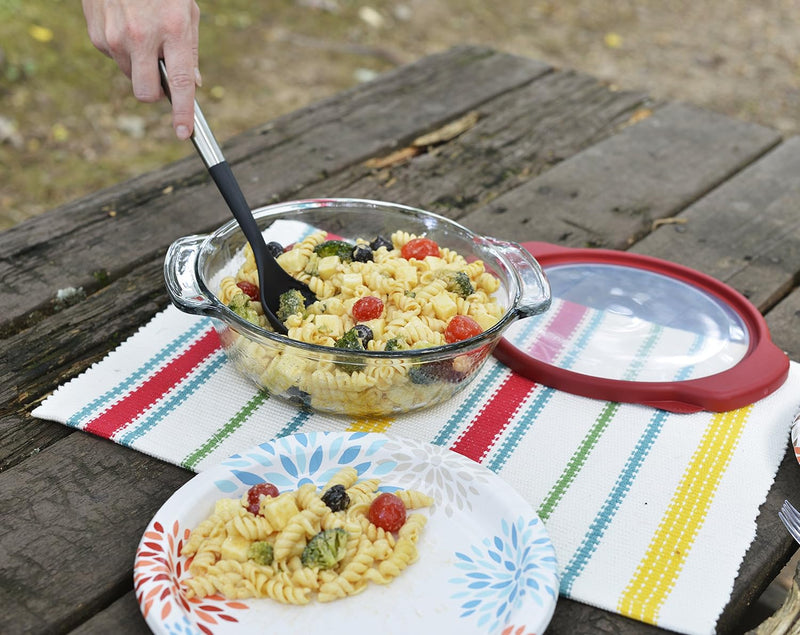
[
  {"x1": 346, "y1": 418, "x2": 394, "y2": 433},
  {"x1": 617, "y1": 404, "x2": 752, "y2": 623}
]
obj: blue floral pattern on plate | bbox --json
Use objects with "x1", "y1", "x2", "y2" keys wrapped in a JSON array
[{"x1": 451, "y1": 516, "x2": 559, "y2": 633}]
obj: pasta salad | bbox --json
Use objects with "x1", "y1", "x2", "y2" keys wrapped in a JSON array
[
  {"x1": 181, "y1": 468, "x2": 433, "y2": 604},
  {"x1": 215, "y1": 229, "x2": 506, "y2": 415}
]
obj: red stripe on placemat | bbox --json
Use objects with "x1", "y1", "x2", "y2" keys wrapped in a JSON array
[
  {"x1": 83, "y1": 329, "x2": 220, "y2": 439},
  {"x1": 450, "y1": 372, "x2": 535, "y2": 462},
  {"x1": 450, "y1": 299, "x2": 588, "y2": 462}
]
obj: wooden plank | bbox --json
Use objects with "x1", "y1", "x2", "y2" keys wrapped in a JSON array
[
  {"x1": 69, "y1": 592, "x2": 150, "y2": 635},
  {"x1": 0, "y1": 432, "x2": 191, "y2": 634},
  {"x1": 717, "y1": 445, "x2": 800, "y2": 633},
  {"x1": 0, "y1": 47, "x2": 550, "y2": 337},
  {"x1": 458, "y1": 102, "x2": 781, "y2": 248},
  {"x1": 630, "y1": 137, "x2": 800, "y2": 312},
  {"x1": 0, "y1": 68, "x2": 647, "y2": 470},
  {"x1": 0, "y1": 258, "x2": 168, "y2": 471},
  {"x1": 295, "y1": 69, "x2": 650, "y2": 221},
  {"x1": 766, "y1": 287, "x2": 800, "y2": 361}
]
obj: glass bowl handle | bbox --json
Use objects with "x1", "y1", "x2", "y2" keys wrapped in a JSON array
[
  {"x1": 163, "y1": 234, "x2": 220, "y2": 316},
  {"x1": 478, "y1": 237, "x2": 551, "y2": 317}
]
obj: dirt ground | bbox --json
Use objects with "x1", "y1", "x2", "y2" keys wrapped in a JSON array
[{"x1": 2, "y1": 0, "x2": 800, "y2": 230}]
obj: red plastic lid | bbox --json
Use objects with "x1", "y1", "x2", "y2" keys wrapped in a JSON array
[{"x1": 493, "y1": 242, "x2": 789, "y2": 413}]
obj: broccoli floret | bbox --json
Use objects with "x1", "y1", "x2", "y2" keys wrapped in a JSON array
[
  {"x1": 334, "y1": 327, "x2": 366, "y2": 352},
  {"x1": 277, "y1": 289, "x2": 306, "y2": 322},
  {"x1": 303, "y1": 252, "x2": 320, "y2": 277},
  {"x1": 334, "y1": 327, "x2": 366, "y2": 373},
  {"x1": 436, "y1": 270, "x2": 474, "y2": 298},
  {"x1": 384, "y1": 337, "x2": 407, "y2": 351},
  {"x1": 313, "y1": 240, "x2": 354, "y2": 262},
  {"x1": 301, "y1": 528, "x2": 349, "y2": 569},
  {"x1": 247, "y1": 541, "x2": 274, "y2": 566},
  {"x1": 228, "y1": 292, "x2": 261, "y2": 325}
]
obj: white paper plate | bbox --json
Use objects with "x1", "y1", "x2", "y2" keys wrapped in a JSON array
[{"x1": 134, "y1": 431, "x2": 558, "y2": 634}]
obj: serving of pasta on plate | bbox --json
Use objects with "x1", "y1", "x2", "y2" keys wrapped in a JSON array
[{"x1": 181, "y1": 466, "x2": 433, "y2": 605}]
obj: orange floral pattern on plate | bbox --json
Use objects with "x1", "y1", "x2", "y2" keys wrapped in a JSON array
[{"x1": 134, "y1": 519, "x2": 248, "y2": 634}]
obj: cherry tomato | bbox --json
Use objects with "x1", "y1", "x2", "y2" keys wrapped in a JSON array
[
  {"x1": 368, "y1": 492, "x2": 407, "y2": 532},
  {"x1": 352, "y1": 296, "x2": 384, "y2": 322},
  {"x1": 246, "y1": 482, "x2": 279, "y2": 514},
  {"x1": 401, "y1": 237, "x2": 440, "y2": 260},
  {"x1": 445, "y1": 315, "x2": 483, "y2": 343},
  {"x1": 236, "y1": 280, "x2": 260, "y2": 301}
]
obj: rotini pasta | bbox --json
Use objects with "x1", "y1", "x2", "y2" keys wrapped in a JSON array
[
  {"x1": 216, "y1": 230, "x2": 505, "y2": 416},
  {"x1": 181, "y1": 468, "x2": 433, "y2": 605}
]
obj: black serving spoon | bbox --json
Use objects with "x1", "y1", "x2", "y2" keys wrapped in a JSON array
[{"x1": 158, "y1": 60, "x2": 315, "y2": 334}]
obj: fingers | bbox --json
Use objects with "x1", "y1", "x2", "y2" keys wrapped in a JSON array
[
  {"x1": 161, "y1": 50, "x2": 196, "y2": 140},
  {"x1": 82, "y1": 0, "x2": 201, "y2": 140},
  {"x1": 160, "y1": 1, "x2": 199, "y2": 139}
]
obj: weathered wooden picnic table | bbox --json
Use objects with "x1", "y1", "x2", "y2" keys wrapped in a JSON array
[{"x1": 3, "y1": 45, "x2": 800, "y2": 634}]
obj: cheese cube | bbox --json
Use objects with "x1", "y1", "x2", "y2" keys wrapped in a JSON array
[
  {"x1": 314, "y1": 313, "x2": 344, "y2": 338},
  {"x1": 393, "y1": 265, "x2": 418, "y2": 284},
  {"x1": 261, "y1": 492, "x2": 300, "y2": 530},
  {"x1": 341, "y1": 272, "x2": 363, "y2": 289},
  {"x1": 473, "y1": 312, "x2": 500, "y2": 331},
  {"x1": 220, "y1": 534, "x2": 251, "y2": 562},
  {"x1": 276, "y1": 249, "x2": 307, "y2": 274},
  {"x1": 431, "y1": 292, "x2": 458, "y2": 321},
  {"x1": 317, "y1": 255, "x2": 340, "y2": 280}
]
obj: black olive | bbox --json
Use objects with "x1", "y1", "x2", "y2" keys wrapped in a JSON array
[
  {"x1": 321, "y1": 484, "x2": 350, "y2": 512},
  {"x1": 286, "y1": 386, "x2": 312, "y2": 408},
  {"x1": 369, "y1": 235, "x2": 393, "y2": 251},
  {"x1": 352, "y1": 244, "x2": 374, "y2": 262},
  {"x1": 353, "y1": 324, "x2": 373, "y2": 346},
  {"x1": 266, "y1": 241, "x2": 284, "y2": 258}
]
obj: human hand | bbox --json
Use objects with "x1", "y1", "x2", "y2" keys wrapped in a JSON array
[{"x1": 82, "y1": 0, "x2": 201, "y2": 140}]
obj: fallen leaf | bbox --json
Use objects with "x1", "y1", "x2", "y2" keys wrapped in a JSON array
[
  {"x1": 628, "y1": 108, "x2": 653, "y2": 124},
  {"x1": 652, "y1": 217, "x2": 687, "y2": 230},
  {"x1": 29, "y1": 24, "x2": 54, "y2": 43},
  {"x1": 604, "y1": 32, "x2": 623, "y2": 49},
  {"x1": 412, "y1": 110, "x2": 480, "y2": 147},
  {"x1": 51, "y1": 123, "x2": 69, "y2": 142},
  {"x1": 363, "y1": 146, "x2": 420, "y2": 169}
]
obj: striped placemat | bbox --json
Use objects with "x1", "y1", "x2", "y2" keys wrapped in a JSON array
[
  {"x1": 33, "y1": 301, "x2": 800, "y2": 633},
  {"x1": 31, "y1": 219, "x2": 800, "y2": 634}
]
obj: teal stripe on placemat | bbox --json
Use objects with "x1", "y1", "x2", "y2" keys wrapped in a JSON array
[
  {"x1": 117, "y1": 350, "x2": 227, "y2": 446},
  {"x1": 485, "y1": 306, "x2": 607, "y2": 473},
  {"x1": 558, "y1": 331, "x2": 704, "y2": 595},
  {"x1": 431, "y1": 301, "x2": 559, "y2": 448},
  {"x1": 275, "y1": 409, "x2": 313, "y2": 438},
  {"x1": 67, "y1": 318, "x2": 212, "y2": 428},
  {"x1": 560, "y1": 408, "x2": 669, "y2": 595}
]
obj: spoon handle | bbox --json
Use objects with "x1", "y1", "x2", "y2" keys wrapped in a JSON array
[
  {"x1": 158, "y1": 60, "x2": 224, "y2": 168},
  {"x1": 158, "y1": 60, "x2": 290, "y2": 333}
]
